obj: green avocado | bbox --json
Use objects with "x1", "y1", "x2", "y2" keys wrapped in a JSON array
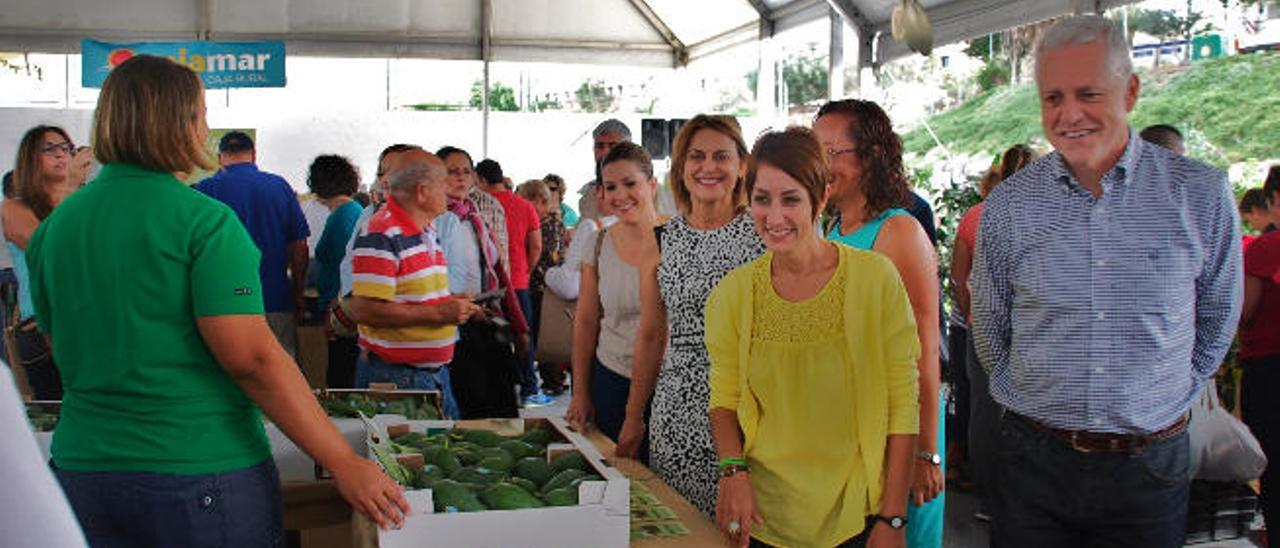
[
  {"x1": 507, "y1": 476, "x2": 539, "y2": 494},
  {"x1": 513, "y1": 457, "x2": 554, "y2": 487},
  {"x1": 550, "y1": 452, "x2": 590, "y2": 474},
  {"x1": 433, "y1": 449, "x2": 462, "y2": 476},
  {"x1": 498, "y1": 439, "x2": 538, "y2": 460},
  {"x1": 450, "y1": 466, "x2": 503, "y2": 486},
  {"x1": 519, "y1": 427, "x2": 555, "y2": 447},
  {"x1": 478, "y1": 447, "x2": 516, "y2": 470},
  {"x1": 455, "y1": 448, "x2": 483, "y2": 466},
  {"x1": 542, "y1": 468, "x2": 588, "y2": 493},
  {"x1": 450, "y1": 428, "x2": 504, "y2": 448},
  {"x1": 481, "y1": 482, "x2": 546, "y2": 510},
  {"x1": 541, "y1": 486, "x2": 578, "y2": 506},
  {"x1": 431, "y1": 479, "x2": 487, "y2": 513}
]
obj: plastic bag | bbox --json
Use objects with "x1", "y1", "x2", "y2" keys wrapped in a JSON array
[{"x1": 1188, "y1": 379, "x2": 1267, "y2": 482}]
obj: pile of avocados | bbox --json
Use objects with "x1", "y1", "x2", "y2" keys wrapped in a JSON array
[
  {"x1": 373, "y1": 426, "x2": 603, "y2": 513},
  {"x1": 319, "y1": 392, "x2": 441, "y2": 420}
]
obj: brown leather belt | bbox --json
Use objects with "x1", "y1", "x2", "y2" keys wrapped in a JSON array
[{"x1": 1010, "y1": 411, "x2": 1188, "y2": 454}]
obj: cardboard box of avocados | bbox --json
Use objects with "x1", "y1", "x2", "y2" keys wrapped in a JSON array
[{"x1": 366, "y1": 416, "x2": 630, "y2": 548}]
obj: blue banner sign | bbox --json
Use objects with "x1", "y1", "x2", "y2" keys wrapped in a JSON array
[{"x1": 82, "y1": 39, "x2": 286, "y2": 89}]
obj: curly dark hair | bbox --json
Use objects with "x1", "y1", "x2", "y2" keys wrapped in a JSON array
[
  {"x1": 815, "y1": 100, "x2": 911, "y2": 222},
  {"x1": 306, "y1": 154, "x2": 358, "y2": 199}
]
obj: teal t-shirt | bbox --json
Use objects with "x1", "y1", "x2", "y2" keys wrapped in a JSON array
[
  {"x1": 825, "y1": 208, "x2": 909, "y2": 250},
  {"x1": 315, "y1": 199, "x2": 364, "y2": 307},
  {"x1": 560, "y1": 202, "x2": 579, "y2": 228},
  {"x1": 28, "y1": 162, "x2": 270, "y2": 474}
]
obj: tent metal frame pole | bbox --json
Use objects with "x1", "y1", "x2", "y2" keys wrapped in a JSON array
[
  {"x1": 829, "y1": 7, "x2": 844, "y2": 100},
  {"x1": 481, "y1": 0, "x2": 492, "y2": 158}
]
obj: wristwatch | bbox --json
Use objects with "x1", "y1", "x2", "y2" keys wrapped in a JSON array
[
  {"x1": 873, "y1": 514, "x2": 907, "y2": 529},
  {"x1": 917, "y1": 451, "x2": 942, "y2": 466}
]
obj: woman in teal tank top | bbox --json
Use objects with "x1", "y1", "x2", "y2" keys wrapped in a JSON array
[{"x1": 816, "y1": 100, "x2": 946, "y2": 548}]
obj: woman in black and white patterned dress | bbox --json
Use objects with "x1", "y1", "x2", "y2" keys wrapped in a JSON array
[{"x1": 621, "y1": 115, "x2": 764, "y2": 516}]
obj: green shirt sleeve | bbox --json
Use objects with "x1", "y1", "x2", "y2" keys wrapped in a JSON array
[{"x1": 190, "y1": 206, "x2": 265, "y2": 317}]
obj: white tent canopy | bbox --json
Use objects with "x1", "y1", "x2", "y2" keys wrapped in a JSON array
[{"x1": 2, "y1": 0, "x2": 1137, "y2": 68}]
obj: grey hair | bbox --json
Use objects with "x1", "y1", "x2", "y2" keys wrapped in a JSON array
[
  {"x1": 592, "y1": 118, "x2": 632, "y2": 141},
  {"x1": 386, "y1": 161, "x2": 438, "y2": 195},
  {"x1": 1035, "y1": 15, "x2": 1132, "y2": 82}
]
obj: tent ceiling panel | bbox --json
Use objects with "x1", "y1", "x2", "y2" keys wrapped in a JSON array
[
  {"x1": 645, "y1": 0, "x2": 758, "y2": 46},
  {"x1": 0, "y1": 0, "x2": 198, "y2": 36},
  {"x1": 0, "y1": 0, "x2": 1139, "y2": 69},
  {"x1": 492, "y1": 0, "x2": 665, "y2": 44}
]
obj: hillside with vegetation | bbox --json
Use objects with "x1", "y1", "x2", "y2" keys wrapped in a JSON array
[{"x1": 901, "y1": 51, "x2": 1280, "y2": 168}]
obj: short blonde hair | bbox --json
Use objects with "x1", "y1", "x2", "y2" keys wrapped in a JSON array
[
  {"x1": 516, "y1": 179, "x2": 551, "y2": 204},
  {"x1": 93, "y1": 55, "x2": 213, "y2": 174}
]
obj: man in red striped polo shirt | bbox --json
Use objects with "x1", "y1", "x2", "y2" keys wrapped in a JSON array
[{"x1": 347, "y1": 148, "x2": 480, "y2": 419}]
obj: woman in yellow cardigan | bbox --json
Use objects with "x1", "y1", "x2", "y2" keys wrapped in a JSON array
[{"x1": 706, "y1": 127, "x2": 920, "y2": 548}]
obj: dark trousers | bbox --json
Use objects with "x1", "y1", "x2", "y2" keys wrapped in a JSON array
[
  {"x1": 55, "y1": 459, "x2": 282, "y2": 548},
  {"x1": 449, "y1": 320, "x2": 519, "y2": 419},
  {"x1": 947, "y1": 323, "x2": 971, "y2": 453},
  {"x1": 1241, "y1": 355, "x2": 1280, "y2": 528},
  {"x1": 515, "y1": 289, "x2": 539, "y2": 397},
  {"x1": 590, "y1": 358, "x2": 648, "y2": 464},
  {"x1": 325, "y1": 335, "x2": 358, "y2": 389},
  {"x1": 967, "y1": 337, "x2": 1000, "y2": 516},
  {"x1": 992, "y1": 413, "x2": 1190, "y2": 548},
  {"x1": 15, "y1": 319, "x2": 61, "y2": 400}
]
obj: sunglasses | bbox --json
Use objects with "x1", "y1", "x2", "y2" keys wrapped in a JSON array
[{"x1": 42, "y1": 142, "x2": 75, "y2": 156}]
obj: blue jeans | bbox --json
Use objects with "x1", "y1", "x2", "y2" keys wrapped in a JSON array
[
  {"x1": 515, "y1": 289, "x2": 539, "y2": 397},
  {"x1": 356, "y1": 352, "x2": 460, "y2": 419},
  {"x1": 55, "y1": 459, "x2": 282, "y2": 548},
  {"x1": 992, "y1": 412, "x2": 1190, "y2": 548}
]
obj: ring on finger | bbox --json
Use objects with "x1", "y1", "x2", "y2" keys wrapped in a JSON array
[{"x1": 728, "y1": 520, "x2": 741, "y2": 534}]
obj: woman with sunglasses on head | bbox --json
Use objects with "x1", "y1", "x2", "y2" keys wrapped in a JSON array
[
  {"x1": 707, "y1": 127, "x2": 919, "y2": 547},
  {"x1": 624, "y1": 114, "x2": 765, "y2": 517},
  {"x1": 26, "y1": 55, "x2": 407, "y2": 546},
  {"x1": 4, "y1": 125, "x2": 80, "y2": 400},
  {"x1": 814, "y1": 99, "x2": 945, "y2": 547}
]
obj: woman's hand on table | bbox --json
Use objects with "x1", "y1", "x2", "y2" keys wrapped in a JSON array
[
  {"x1": 867, "y1": 520, "x2": 906, "y2": 548},
  {"x1": 614, "y1": 413, "x2": 645, "y2": 458},
  {"x1": 715, "y1": 473, "x2": 762, "y2": 547},
  {"x1": 910, "y1": 461, "x2": 944, "y2": 505},
  {"x1": 331, "y1": 455, "x2": 410, "y2": 530},
  {"x1": 565, "y1": 395, "x2": 594, "y2": 434}
]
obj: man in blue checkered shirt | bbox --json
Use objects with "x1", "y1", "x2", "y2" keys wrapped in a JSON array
[{"x1": 971, "y1": 15, "x2": 1242, "y2": 546}]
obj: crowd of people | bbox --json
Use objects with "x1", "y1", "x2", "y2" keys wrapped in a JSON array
[{"x1": 3, "y1": 13, "x2": 1279, "y2": 548}]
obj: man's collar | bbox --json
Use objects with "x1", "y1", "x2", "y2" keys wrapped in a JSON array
[
  {"x1": 1050, "y1": 128, "x2": 1141, "y2": 191},
  {"x1": 221, "y1": 161, "x2": 257, "y2": 172},
  {"x1": 384, "y1": 197, "x2": 424, "y2": 234}
]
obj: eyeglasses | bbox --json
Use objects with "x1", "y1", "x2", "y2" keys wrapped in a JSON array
[
  {"x1": 547, "y1": 185, "x2": 561, "y2": 192},
  {"x1": 826, "y1": 146, "x2": 857, "y2": 158},
  {"x1": 41, "y1": 142, "x2": 74, "y2": 156}
]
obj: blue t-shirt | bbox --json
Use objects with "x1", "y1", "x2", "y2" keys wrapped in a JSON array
[
  {"x1": 195, "y1": 163, "x2": 309, "y2": 313},
  {"x1": 314, "y1": 200, "x2": 363, "y2": 308}
]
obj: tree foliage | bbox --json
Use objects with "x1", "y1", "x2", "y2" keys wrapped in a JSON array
[
  {"x1": 575, "y1": 79, "x2": 615, "y2": 113},
  {"x1": 745, "y1": 43, "x2": 830, "y2": 107},
  {"x1": 469, "y1": 80, "x2": 519, "y2": 111}
]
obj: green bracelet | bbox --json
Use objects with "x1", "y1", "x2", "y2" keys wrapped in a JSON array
[{"x1": 716, "y1": 457, "x2": 747, "y2": 471}]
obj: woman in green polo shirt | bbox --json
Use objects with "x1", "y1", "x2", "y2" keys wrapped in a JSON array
[{"x1": 25, "y1": 55, "x2": 409, "y2": 546}]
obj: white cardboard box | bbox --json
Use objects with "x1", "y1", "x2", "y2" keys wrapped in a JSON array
[{"x1": 372, "y1": 416, "x2": 630, "y2": 548}]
